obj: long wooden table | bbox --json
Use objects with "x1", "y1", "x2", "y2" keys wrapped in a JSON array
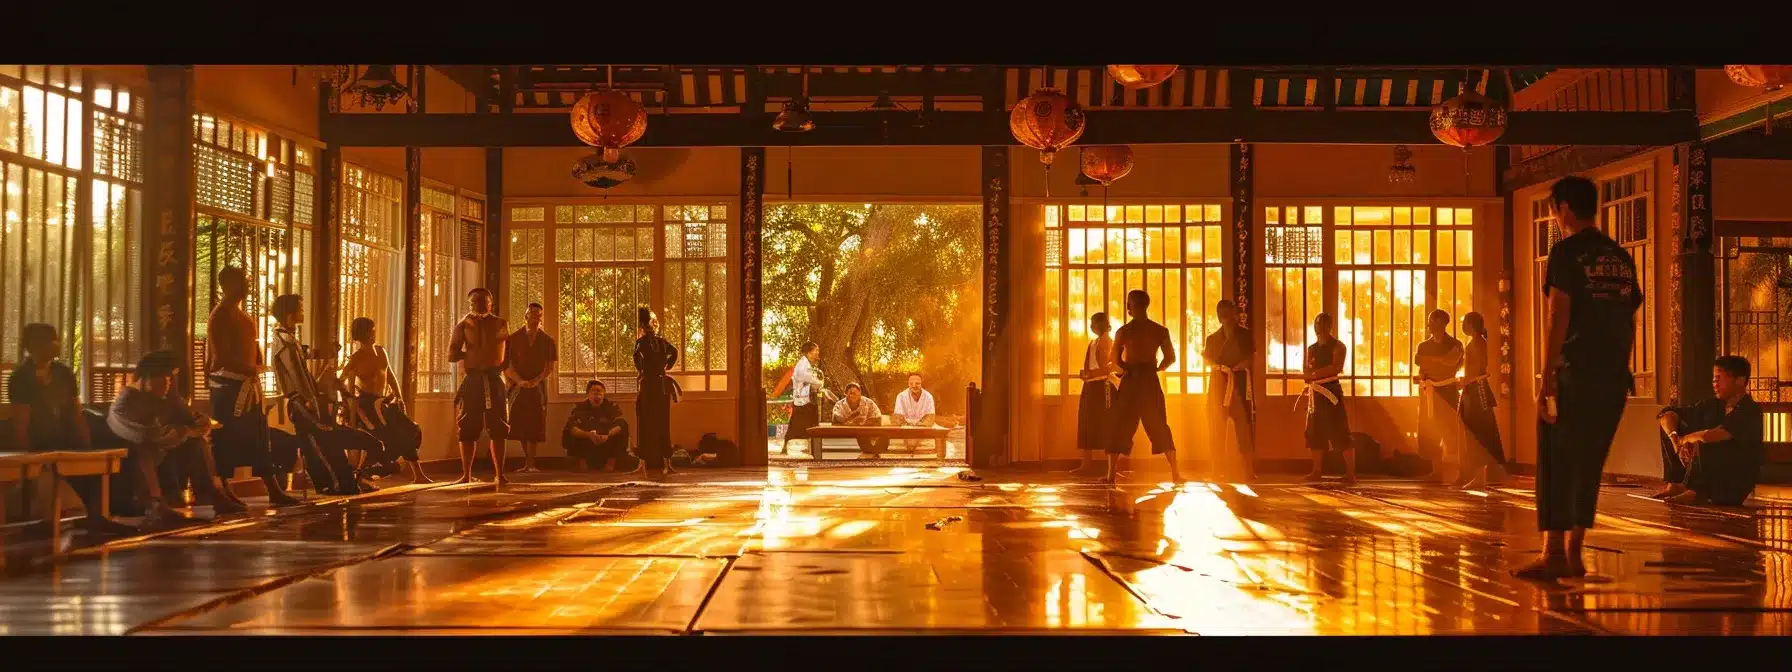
[{"x1": 801, "y1": 424, "x2": 952, "y2": 459}]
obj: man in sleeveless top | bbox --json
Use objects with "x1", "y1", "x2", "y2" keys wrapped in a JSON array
[
  {"x1": 341, "y1": 316, "x2": 430, "y2": 483},
  {"x1": 1520, "y1": 176, "x2": 1643, "y2": 581},
  {"x1": 1301, "y1": 313, "x2": 1355, "y2": 484},
  {"x1": 1413, "y1": 309, "x2": 1464, "y2": 481},
  {"x1": 504, "y1": 302, "x2": 557, "y2": 473},
  {"x1": 204, "y1": 266, "x2": 300, "y2": 507},
  {"x1": 1107, "y1": 290, "x2": 1182, "y2": 484},
  {"x1": 450, "y1": 288, "x2": 510, "y2": 484},
  {"x1": 1203, "y1": 300, "x2": 1256, "y2": 481}
]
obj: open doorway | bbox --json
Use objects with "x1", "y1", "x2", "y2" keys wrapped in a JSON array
[{"x1": 760, "y1": 203, "x2": 982, "y2": 465}]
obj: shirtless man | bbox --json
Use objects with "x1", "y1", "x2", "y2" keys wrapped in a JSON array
[
  {"x1": 1107, "y1": 289, "x2": 1182, "y2": 485},
  {"x1": 205, "y1": 266, "x2": 300, "y2": 507},
  {"x1": 449, "y1": 288, "x2": 509, "y2": 485}
]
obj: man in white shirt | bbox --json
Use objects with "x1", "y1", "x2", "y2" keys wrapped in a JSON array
[
  {"x1": 893, "y1": 373, "x2": 937, "y2": 451},
  {"x1": 783, "y1": 342, "x2": 825, "y2": 455}
]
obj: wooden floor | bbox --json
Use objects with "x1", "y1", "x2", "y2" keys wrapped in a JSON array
[{"x1": 1, "y1": 465, "x2": 1788, "y2": 636}]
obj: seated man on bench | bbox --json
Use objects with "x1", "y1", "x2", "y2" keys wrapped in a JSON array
[
  {"x1": 108, "y1": 351, "x2": 245, "y2": 528},
  {"x1": 831, "y1": 382, "x2": 886, "y2": 458},
  {"x1": 1654, "y1": 355, "x2": 1764, "y2": 506},
  {"x1": 8, "y1": 323, "x2": 137, "y2": 537}
]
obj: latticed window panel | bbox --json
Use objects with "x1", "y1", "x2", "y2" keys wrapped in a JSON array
[
  {"x1": 88, "y1": 179, "x2": 142, "y2": 376},
  {"x1": 338, "y1": 163, "x2": 406, "y2": 370},
  {"x1": 1042, "y1": 202, "x2": 1227, "y2": 396},
  {"x1": 0, "y1": 161, "x2": 80, "y2": 399},
  {"x1": 193, "y1": 214, "x2": 303, "y2": 398},
  {"x1": 1265, "y1": 204, "x2": 1477, "y2": 397},
  {"x1": 92, "y1": 113, "x2": 143, "y2": 183},
  {"x1": 1599, "y1": 168, "x2": 1655, "y2": 399},
  {"x1": 293, "y1": 171, "x2": 315, "y2": 226},
  {"x1": 415, "y1": 193, "x2": 485, "y2": 395},
  {"x1": 341, "y1": 164, "x2": 403, "y2": 247},
  {"x1": 557, "y1": 266, "x2": 651, "y2": 395},
  {"x1": 195, "y1": 144, "x2": 256, "y2": 216}
]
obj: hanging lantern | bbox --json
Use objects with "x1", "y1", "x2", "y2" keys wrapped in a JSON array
[
  {"x1": 1079, "y1": 145, "x2": 1134, "y2": 186},
  {"x1": 1009, "y1": 88, "x2": 1086, "y2": 166},
  {"x1": 1725, "y1": 65, "x2": 1792, "y2": 90},
  {"x1": 572, "y1": 153, "x2": 636, "y2": 190},
  {"x1": 1106, "y1": 65, "x2": 1178, "y2": 90},
  {"x1": 570, "y1": 90, "x2": 648, "y2": 162},
  {"x1": 1429, "y1": 89, "x2": 1508, "y2": 148}
]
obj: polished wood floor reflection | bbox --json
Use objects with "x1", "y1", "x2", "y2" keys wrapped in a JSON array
[{"x1": 1, "y1": 466, "x2": 1787, "y2": 635}]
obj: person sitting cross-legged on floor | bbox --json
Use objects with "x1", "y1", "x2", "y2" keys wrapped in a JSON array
[
  {"x1": 1653, "y1": 355, "x2": 1764, "y2": 506},
  {"x1": 832, "y1": 382, "x2": 886, "y2": 458},
  {"x1": 563, "y1": 380, "x2": 631, "y2": 471},
  {"x1": 107, "y1": 351, "x2": 246, "y2": 528}
]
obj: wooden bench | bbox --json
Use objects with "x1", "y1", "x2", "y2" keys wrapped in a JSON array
[
  {"x1": 802, "y1": 424, "x2": 952, "y2": 459},
  {"x1": 0, "y1": 449, "x2": 128, "y2": 562}
]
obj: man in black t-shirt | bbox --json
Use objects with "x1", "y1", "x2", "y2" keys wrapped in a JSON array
[
  {"x1": 1518, "y1": 176, "x2": 1643, "y2": 581},
  {"x1": 1654, "y1": 356, "x2": 1763, "y2": 506}
]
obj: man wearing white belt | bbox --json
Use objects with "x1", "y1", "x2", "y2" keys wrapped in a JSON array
[
  {"x1": 1202, "y1": 300, "x2": 1255, "y2": 481},
  {"x1": 204, "y1": 266, "x2": 300, "y2": 507},
  {"x1": 1413, "y1": 309, "x2": 1465, "y2": 482},
  {"x1": 1299, "y1": 313, "x2": 1354, "y2": 484}
]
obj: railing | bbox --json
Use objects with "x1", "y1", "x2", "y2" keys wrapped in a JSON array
[{"x1": 1759, "y1": 401, "x2": 1792, "y2": 463}]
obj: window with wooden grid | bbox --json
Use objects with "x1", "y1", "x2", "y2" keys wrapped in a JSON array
[
  {"x1": 416, "y1": 185, "x2": 484, "y2": 395},
  {"x1": 340, "y1": 163, "x2": 406, "y2": 379},
  {"x1": 191, "y1": 113, "x2": 316, "y2": 398},
  {"x1": 0, "y1": 65, "x2": 143, "y2": 404},
  {"x1": 1529, "y1": 196, "x2": 1560, "y2": 396},
  {"x1": 1263, "y1": 204, "x2": 1478, "y2": 397},
  {"x1": 505, "y1": 202, "x2": 730, "y2": 397},
  {"x1": 1042, "y1": 202, "x2": 1227, "y2": 397},
  {"x1": 1598, "y1": 169, "x2": 1655, "y2": 399}
]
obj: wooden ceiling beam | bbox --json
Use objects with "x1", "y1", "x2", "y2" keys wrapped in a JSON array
[{"x1": 321, "y1": 108, "x2": 1698, "y2": 148}]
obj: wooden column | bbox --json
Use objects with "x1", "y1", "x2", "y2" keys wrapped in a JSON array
[
  {"x1": 974, "y1": 145, "x2": 1011, "y2": 468},
  {"x1": 485, "y1": 148, "x2": 504, "y2": 294},
  {"x1": 400, "y1": 65, "x2": 424, "y2": 410},
  {"x1": 738, "y1": 147, "x2": 768, "y2": 465},
  {"x1": 1229, "y1": 143, "x2": 1254, "y2": 326},
  {"x1": 314, "y1": 84, "x2": 343, "y2": 347},
  {"x1": 1680, "y1": 141, "x2": 1717, "y2": 405},
  {"x1": 144, "y1": 66, "x2": 195, "y2": 392}
]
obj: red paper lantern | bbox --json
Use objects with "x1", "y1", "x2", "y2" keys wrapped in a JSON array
[
  {"x1": 1429, "y1": 90, "x2": 1507, "y2": 148},
  {"x1": 570, "y1": 90, "x2": 647, "y2": 162},
  {"x1": 1726, "y1": 65, "x2": 1792, "y2": 90},
  {"x1": 1009, "y1": 88, "x2": 1086, "y2": 166},
  {"x1": 1106, "y1": 65, "x2": 1178, "y2": 90},
  {"x1": 1079, "y1": 145, "x2": 1134, "y2": 186}
]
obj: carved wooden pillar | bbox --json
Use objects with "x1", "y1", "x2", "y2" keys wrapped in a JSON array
[
  {"x1": 314, "y1": 84, "x2": 343, "y2": 347},
  {"x1": 738, "y1": 147, "x2": 767, "y2": 465},
  {"x1": 399, "y1": 66, "x2": 424, "y2": 409},
  {"x1": 485, "y1": 148, "x2": 503, "y2": 294},
  {"x1": 144, "y1": 66, "x2": 195, "y2": 394},
  {"x1": 974, "y1": 145, "x2": 1011, "y2": 468},
  {"x1": 1680, "y1": 141, "x2": 1717, "y2": 405}
]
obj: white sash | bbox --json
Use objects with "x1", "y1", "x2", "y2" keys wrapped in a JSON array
[
  {"x1": 1216, "y1": 364, "x2": 1249, "y2": 408},
  {"x1": 208, "y1": 369, "x2": 264, "y2": 418},
  {"x1": 1293, "y1": 375, "x2": 1341, "y2": 411}
]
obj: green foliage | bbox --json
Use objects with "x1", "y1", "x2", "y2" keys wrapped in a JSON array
[{"x1": 761, "y1": 203, "x2": 981, "y2": 415}]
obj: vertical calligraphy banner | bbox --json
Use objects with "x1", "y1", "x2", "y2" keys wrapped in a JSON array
[
  {"x1": 975, "y1": 146, "x2": 1011, "y2": 468},
  {"x1": 1230, "y1": 143, "x2": 1254, "y2": 327},
  {"x1": 738, "y1": 147, "x2": 768, "y2": 462},
  {"x1": 145, "y1": 66, "x2": 195, "y2": 395},
  {"x1": 1667, "y1": 146, "x2": 1685, "y2": 405},
  {"x1": 1680, "y1": 141, "x2": 1717, "y2": 404}
]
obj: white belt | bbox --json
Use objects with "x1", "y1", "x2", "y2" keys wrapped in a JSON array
[
  {"x1": 1216, "y1": 364, "x2": 1249, "y2": 408},
  {"x1": 1293, "y1": 375, "x2": 1341, "y2": 411},
  {"x1": 209, "y1": 370, "x2": 263, "y2": 418},
  {"x1": 1418, "y1": 376, "x2": 1460, "y2": 419}
]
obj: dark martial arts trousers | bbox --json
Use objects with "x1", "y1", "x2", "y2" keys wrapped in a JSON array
[
  {"x1": 1658, "y1": 431, "x2": 1761, "y2": 506},
  {"x1": 207, "y1": 375, "x2": 292, "y2": 480},
  {"x1": 1110, "y1": 364, "x2": 1175, "y2": 455},
  {"x1": 1209, "y1": 367, "x2": 1254, "y2": 455},
  {"x1": 1536, "y1": 365, "x2": 1629, "y2": 532}
]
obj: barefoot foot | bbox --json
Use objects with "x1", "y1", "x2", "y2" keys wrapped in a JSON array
[{"x1": 1512, "y1": 555, "x2": 1572, "y2": 581}]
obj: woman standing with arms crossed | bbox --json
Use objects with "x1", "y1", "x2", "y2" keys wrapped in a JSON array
[{"x1": 630, "y1": 308, "x2": 680, "y2": 477}]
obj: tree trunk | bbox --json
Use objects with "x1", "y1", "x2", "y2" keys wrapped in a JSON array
[{"x1": 813, "y1": 206, "x2": 896, "y2": 399}]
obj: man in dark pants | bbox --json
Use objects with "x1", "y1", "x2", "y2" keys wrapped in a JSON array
[
  {"x1": 1203, "y1": 300, "x2": 1255, "y2": 481},
  {"x1": 1107, "y1": 289, "x2": 1183, "y2": 485},
  {"x1": 9, "y1": 323, "x2": 138, "y2": 537},
  {"x1": 1520, "y1": 175, "x2": 1643, "y2": 581},
  {"x1": 204, "y1": 266, "x2": 301, "y2": 507},
  {"x1": 1654, "y1": 356, "x2": 1763, "y2": 506}
]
